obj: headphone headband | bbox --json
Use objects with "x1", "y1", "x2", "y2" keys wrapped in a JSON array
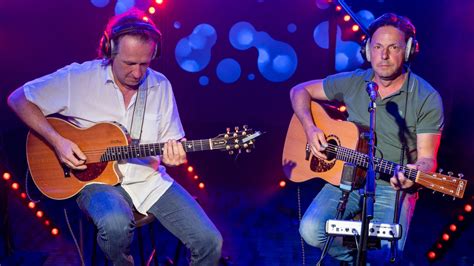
[{"x1": 101, "y1": 21, "x2": 162, "y2": 59}]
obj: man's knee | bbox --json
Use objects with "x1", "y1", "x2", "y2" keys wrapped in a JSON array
[
  {"x1": 97, "y1": 213, "x2": 134, "y2": 243},
  {"x1": 299, "y1": 218, "x2": 326, "y2": 248}
]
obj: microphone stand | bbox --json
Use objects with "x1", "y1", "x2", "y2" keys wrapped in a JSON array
[{"x1": 356, "y1": 94, "x2": 377, "y2": 265}]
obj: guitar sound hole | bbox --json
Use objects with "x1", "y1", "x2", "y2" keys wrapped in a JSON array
[
  {"x1": 309, "y1": 136, "x2": 338, "y2": 173},
  {"x1": 325, "y1": 139, "x2": 338, "y2": 161},
  {"x1": 72, "y1": 162, "x2": 108, "y2": 182}
]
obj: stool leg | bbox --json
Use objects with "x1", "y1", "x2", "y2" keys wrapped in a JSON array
[
  {"x1": 148, "y1": 224, "x2": 158, "y2": 266},
  {"x1": 173, "y1": 240, "x2": 184, "y2": 265},
  {"x1": 137, "y1": 227, "x2": 146, "y2": 266}
]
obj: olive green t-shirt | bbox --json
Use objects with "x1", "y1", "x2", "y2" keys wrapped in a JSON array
[{"x1": 323, "y1": 68, "x2": 444, "y2": 165}]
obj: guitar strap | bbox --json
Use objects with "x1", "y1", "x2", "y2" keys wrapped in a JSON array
[{"x1": 129, "y1": 78, "x2": 149, "y2": 145}]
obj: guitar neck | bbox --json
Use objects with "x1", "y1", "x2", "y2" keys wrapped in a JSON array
[
  {"x1": 101, "y1": 139, "x2": 216, "y2": 162},
  {"x1": 332, "y1": 145, "x2": 419, "y2": 180}
]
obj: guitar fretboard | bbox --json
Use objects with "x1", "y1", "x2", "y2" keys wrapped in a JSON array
[
  {"x1": 100, "y1": 139, "x2": 221, "y2": 162},
  {"x1": 327, "y1": 144, "x2": 419, "y2": 181}
]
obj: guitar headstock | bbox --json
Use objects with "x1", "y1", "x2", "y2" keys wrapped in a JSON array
[
  {"x1": 416, "y1": 170, "x2": 468, "y2": 199},
  {"x1": 211, "y1": 125, "x2": 263, "y2": 154}
]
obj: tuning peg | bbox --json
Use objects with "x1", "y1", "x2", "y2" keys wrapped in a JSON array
[
  {"x1": 432, "y1": 191, "x2": 436, "y2": 195},
  {"x1": 245, "y1": 148, "x2": 251, "y2": 153},
  {"x1": 234, "y1": 126, "x2": 239, "y2": 132},
  {"x1": 234, "y1": 144, "x2": 240, "y2": 150},
  {"x1": 243, "y1": 143, "x2": 249, "y2": 148},
  {"x1": 243, "y1": 125, "x2": 248, "y2": 131},
  {"x1": 447, "y1": 171, "x2": 454, "y2": 176},
  {"x1": 234, "y1": 139, "x2": 239, "y2": 143},
  {"x1": 458, "y1": 173, "x2": 464, "y2": 179},
  {"x1": 226, "y1": 127, "x2": 231, "y2": 134},
  {"x1": 228, "y1": 150, "x2": 234, "y2": 155},
  {"x1": 226, "y1": 145, "x2": 231, "y2": 151},
  {"x1": 438, "y1": 168, "x2": 443, "y2": 173}
]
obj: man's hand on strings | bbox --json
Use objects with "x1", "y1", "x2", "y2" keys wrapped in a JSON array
[
  {"x1": 53, "y1": 137, "x2": 87, "y2": 170},
  {"x1": 305, "y1": 125, "x2": 328, "y2": 160}
]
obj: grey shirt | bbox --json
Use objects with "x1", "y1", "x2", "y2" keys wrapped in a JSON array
[{"x1": 323, "y1": 68, "x2": 444, "y2": 165}]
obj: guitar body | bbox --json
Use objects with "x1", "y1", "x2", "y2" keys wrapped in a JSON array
[
  {"x1": 283, "y1": 102, "x2": 367, "y2": 185},
  {"x1": 26, "y1": 118, "x2": 127, "y2": 200}
]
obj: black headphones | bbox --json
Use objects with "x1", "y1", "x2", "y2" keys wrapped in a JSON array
[
  {"x1": 100, "y1": 21, "x2": 162, "y2": 59},
  {"x1": 360, "y1": 14, "x2": 419, "y2": 63},
  {"x1": 361, "y1": 36, "x2": 418, "y2": 63}
]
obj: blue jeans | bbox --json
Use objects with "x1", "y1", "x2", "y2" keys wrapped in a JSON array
[
  {"x1": 299, "y1": 180, "x2": 417, "y2": 265},
  {"x1": 77, "y1": 182, "x2": 222, "y2": 266}
]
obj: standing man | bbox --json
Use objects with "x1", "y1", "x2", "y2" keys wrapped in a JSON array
[
  {"x1": 291, "y1": 13, "x2": 444, "y2": 264},
  {"x1": 8, "y1": 8, "x2": 222, "y2": 266}
]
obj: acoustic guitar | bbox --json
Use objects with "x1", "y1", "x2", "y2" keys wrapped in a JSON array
[
  {"x1": 27, "y1": 117, "x2": 262, "y2": 200},
  {"x1": 282, "y1": 101, "x2": 467, "y2": 199}
]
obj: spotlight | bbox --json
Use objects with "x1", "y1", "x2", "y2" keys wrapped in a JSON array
[
  {"x1": 155, "y1": 0, "x2": 163, "y2": 4},
  {"x1": 51, "y1": 228, "x2": 59, "y2": 236},
  {"x1": 352, "y1": 25, "x2": 359, "y2": 32},
  {"x1": 28, "y1": 202, "x2": 36, "y2": 209},
  {"x1": 198, "y1": 182, "x2": 205, "y2": 189},
  {"x1": 187, "y1": 166, "x2": 194, "y2": 173},
  {"x1": 11, "y1": 182, "x2": 19, "y2": 190},
  {"x1": 44, "y1": 220, "x2": 50, "y2": 226},
  {"x1": 458, "y1": 214, "x2": 465, "y2": 222},
  {"x1": 343, "y1": 15, "x2": 351, "y2": 22},
  {"x1": 193, "y1": 175, "x2": 199, "y2": 180},
  {"x1": 338, "y1": 105, "x2": 347, "y2": 112},
  {"x1": 335, "y1": 5, "x2": 342, "y2": 11},
  {"x1": 148, "y1": 6, "x2": 156, "y2": 14},
  {"x1": 20, "y1": 193, "x2": 27, "y2": 199},
  {"x1": 142, "y1": 16, "x2": 150, "y2": 22}
]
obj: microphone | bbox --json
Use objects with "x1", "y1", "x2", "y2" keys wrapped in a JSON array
[{"x1": 366, "y1": 81, "x2": 379, "y2": 101}]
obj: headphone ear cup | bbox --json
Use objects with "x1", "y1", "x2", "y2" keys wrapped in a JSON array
[
  {"x1": 405, "y1": 37, "x2": 413, "y2": 62},
  {"x1": 365, "y1": 39, "x2": 371, "y2": 62},
  {"x1": 101, "y1": 31, "x2": 112, "y2": 58},
  {"x1": 360, "y1": 38, "x2": 370, "y2": 62}
]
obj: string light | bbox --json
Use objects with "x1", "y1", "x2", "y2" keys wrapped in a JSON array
[
  {"x1": 1, "y1": 171, "x2": 60, "y2": 236},
  {"x1": 3, "y1": 172, "x2": 11, "y2": 180},
  {"x1": 51, "y1": 228, "x2": 59, "y2": 236},
  {"x1": 148, "y1": 6, "x2": 156, "y2": 14},
  {"x1": 279, "y1": 180, "x2": 286, "y2": 188}
]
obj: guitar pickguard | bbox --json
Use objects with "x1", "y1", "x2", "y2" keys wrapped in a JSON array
[{"x1": 72, "y1": 162, "x2": 109, "y2": 182}]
